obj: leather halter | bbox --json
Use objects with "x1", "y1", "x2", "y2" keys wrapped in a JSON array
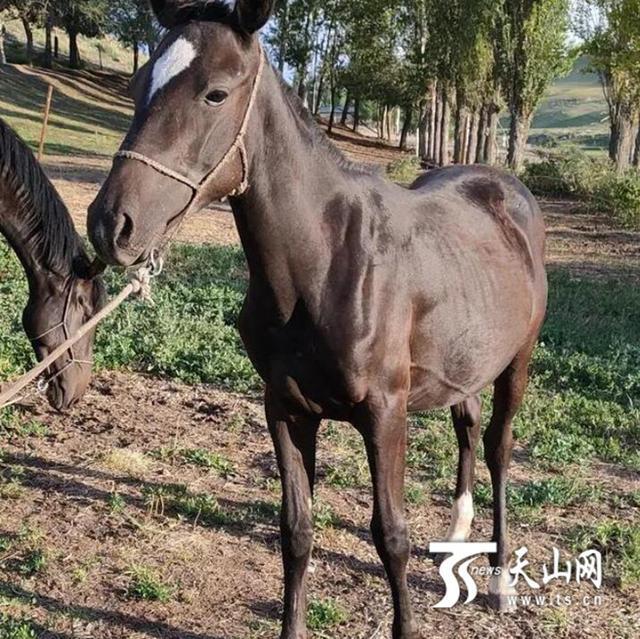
[{"x1": 113, "y1": 47, "x2": 265, "y2": 217}]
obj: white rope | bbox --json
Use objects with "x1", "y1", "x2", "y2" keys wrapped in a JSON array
[{"x1": 0, "y1": 256, "x2": 163, "y2": 410}]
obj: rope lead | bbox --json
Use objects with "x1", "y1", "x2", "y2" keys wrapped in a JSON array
[{"x1": 0, "y1": 253, "x2": 164, "y2": 410}]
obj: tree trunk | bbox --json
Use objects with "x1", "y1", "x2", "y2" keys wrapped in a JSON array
[
  {"x1": 418, "y1": 103, "x2": 428, "y2": 158},
  {"x1": 485, "y1": 102, "x2": 500, "y2": 165},
  {"x1": 476, "y1": 105, "x2": 488, "y2": 163},
  {"x1": 634, "y1": 123, "x2": 640, "y2": 168},
  {"x1": 340, "y1": 90, "x2": 351, "y2": 126},
  {"x1": 610, "y1": 101, "x2": 636, "y2": 172},
  {"x1": 466, "y1": 109, "x2": 480, "y2": 165},
  {"x1": 507, "y1": 106, "x2": 532, "y2": 171},
  {"x1": 277, "y1": 0, "x2": 289, "y2": 74},
  {"x1": 314, "y1": 71, "x2": 325, "y2": 115},
  {"x1": 428, "y1": 83, "x2": 437, "y2": 162},
  {"x1": 0, "y1": 24, "x2": 6, "y2": 66},
  {"x1": 353, "y1": 95, "x2": 360, "y2": 133},
  {"x1": 399, "y1": 107, "x2": 413, "y2": 151},
  {"x1": 21, "y1": 18, "x2": 34, "y2": 65},
  {"x1": 54, "y1": 36, "x2": 59, "y2": 59},
  {"x1": 328, "y1": 79, "x2": 337, "y2": 135},
  {"x1": 69, "y1": 29, "x2": 81, "y2": 69},
  {"x1": 43, "y1": 15, "x2": 53, "y2": 69},
  {"x1": 133, "y1": 41, "x2": 139, "y2": 74},
  {"x1": 454, "y1": 96, "x2": 469, "y2": 164},
  {"x1": 434, "y1": 90, "x2": 443, "y2": 165},
  {"x1": 440, "y1": 86, "x2": 451, "y2": 166}
]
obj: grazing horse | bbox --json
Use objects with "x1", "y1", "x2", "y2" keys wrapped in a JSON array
[
  {"x1": 88, "y1": 1, "x2": 547, "y2": 636},
  {"x1": 0, "y1": 118, "x2": 105, "y2": 410}
]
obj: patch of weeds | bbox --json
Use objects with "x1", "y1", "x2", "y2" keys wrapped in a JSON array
[
  {"x1": 107, "y1": 492, "x2": 126, "y2": 514},
  {"x1": 14, "y1": 549, "x2": 46, "y2": 577},
  {"x1": 0, "y1": 409, "x2": 49, "y2": 440},
  {"x1": 0, "y1": 534, "x2": 14, "y2": 552},
  {"x1": 0, "y1": 615, "x2": 37, "y2": 639},
  {"x1": 142, "y1": 483, "x2": 234, "y2": 527},
  {"x1": 307, "y1": 598, "x2": 346, "y2": 631},
  {"x1": 180, "y1": 448, "x2": 234, "y2": 477},
  {"x1": 125, "y1": 565, "x2": 173, "y2": 602},
  {"x1": 473, "y1": 481, "x2": 493, "y2": 509},
  {"x1": 245, "y1": 500, "x2": 279, "y2": 524},
  {"x1": 0, "y1": 465, "x2": 25, "y2": 499},
  {"x1": 314, "y1": 501, "x2": 339, "y2": 531},
  {"x1": 406, "y1": 483, "x2": 426, "y2": 505},
  {"x1": 407, "y1": 414, "x2": 457, "y2": 481},
  {"x1": 529, "y1": 429, "x2": 595, "y2": 468},
  {"x1": 567, "y1": 520, "x2": 640, "y2": 588},
  {"x1": 324, "y1": 456, "x2": 368, "y2": 488},
  {"x1": 539, "y1": 606, "x2": 570, "y2": 637},
  {"x1": 510, "y1": 477, "x2": 601, "y2": 512},
  {"x1": 386, "y1": 156, "x2": 421, "y2": 185}
]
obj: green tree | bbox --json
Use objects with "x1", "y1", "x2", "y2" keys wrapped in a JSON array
[
  {"x1": 501, "y1": 0, "x2": 573, "y2": 170},
  {"x1": 577, "y1": 0, "x2": 640, "y2": 171},
  {"x1": 52, "y1": 0, "x2": 108, "y2": 69},
  {"x1": 109, "y1": 0, "x2": 159, "y2": 74}
]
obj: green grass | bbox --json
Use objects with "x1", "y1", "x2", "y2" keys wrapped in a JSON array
[
  {"x1": 125, "y1": 565, "x2": 173, "y2": 602},
  {"x1": 0, "y1": 615, "x2": 37, "y2": 639},
  {"x1": 567, "y1": 520, "x2": 640, "y2": 588},
  {"x1": 151, "y1": 446, "x2": 235, "y2": 477},
  {"x1": 307, "y1": 598, "x2": 346, "y2": 632}
]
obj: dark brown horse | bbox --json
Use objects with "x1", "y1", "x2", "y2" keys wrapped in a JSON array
[
  {"x1": 88, "y1": 2, "x2": 547, "y2": 636},
  {"x1": 0, "y1": 117, "x2": 105, "y2": 410}
]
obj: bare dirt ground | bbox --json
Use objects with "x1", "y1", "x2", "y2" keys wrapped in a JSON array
[{"x1": 1, "y1": 131, "x2": 638, "y2": 639}]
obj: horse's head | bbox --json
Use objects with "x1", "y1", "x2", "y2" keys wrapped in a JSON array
[
  {"x1": 22, "y1": 257, "x2": 106, "y2": 411},
  {"x1": 88, "y1": 0, "x2": 273, "y2": 266}
]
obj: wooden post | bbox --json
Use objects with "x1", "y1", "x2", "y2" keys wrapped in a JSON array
[{"x1": 38, "y1": 85, "x2": 54, "y2": 162}]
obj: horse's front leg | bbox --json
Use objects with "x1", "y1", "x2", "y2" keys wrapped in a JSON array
[
  {"x1": 265, "y1": 387, "x2": 320, "y2": 639},
  {"x1": 355, "y1": 392, "x2": 418, "y2": 639}
]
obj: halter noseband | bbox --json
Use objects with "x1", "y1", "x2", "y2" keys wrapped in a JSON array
[
  {"x1": 31, "y1": 282, "x2": 92, "y2": 389},
  {"x1": 113, "y1": 46, "x2": 265, "y2": 215}
]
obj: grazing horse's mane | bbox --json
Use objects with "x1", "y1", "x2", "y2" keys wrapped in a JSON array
[
  {"x1": 0, "y1": 117, "x2": 80, "y2": 276},
  {"x1": 275, "y1": 75, "x2": 380, "y2": 177}
]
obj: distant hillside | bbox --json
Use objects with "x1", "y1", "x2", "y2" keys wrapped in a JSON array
[
  {"x1": 530, "y1": 56, "x2": 609, "y2": 153},
  {"x1": 1, "y1": 14, "x2": 147, "y2": 75}
]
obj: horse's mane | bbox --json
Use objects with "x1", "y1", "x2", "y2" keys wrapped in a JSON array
[
  {"x1": 276, "y1": 75, "x2": 380, "y2": 177},
  {"x1": 0, "y1": 117, "x2": 80, "y2": 276}
]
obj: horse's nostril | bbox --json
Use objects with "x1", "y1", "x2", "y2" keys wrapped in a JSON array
[{"x1": 116, "y1": 212, "x2": 134, "y2": 249}]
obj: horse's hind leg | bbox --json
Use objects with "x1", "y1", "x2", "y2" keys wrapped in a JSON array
[
  {"x1": 355, "y1": 394, "x2": 418, "y2": 639},
  {"x1": 265, "y1": 387, "x2": 320, "y2": 639},
  {"x1": 484, "y1": 343, "x2": 536, "y2": 611},
  {"x1": 446, "y1": 395, "x2": 482, "y2": 542}
]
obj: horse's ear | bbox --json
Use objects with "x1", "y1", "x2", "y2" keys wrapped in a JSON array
[
  {"x1": 232, "y1": 0, "x2": 275, "y2": 34},
  {"x1": 148, "y1": 0, "x2": 200, "y2": 28}
]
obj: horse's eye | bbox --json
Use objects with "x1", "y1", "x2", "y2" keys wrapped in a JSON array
[{"x1": 205, "y1": 90, "x2": 228, "y2": 106}]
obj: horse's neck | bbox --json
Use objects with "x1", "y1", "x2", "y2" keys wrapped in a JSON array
[
  {"x1": 0, "y1": 182, "x2": 68, "y2": 292},
  {"x1": 231, "y1": 68, "x2": 369, "y2": 311}
]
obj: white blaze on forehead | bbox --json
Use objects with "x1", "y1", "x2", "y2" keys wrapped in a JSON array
[
  {"x1": 148, "y1": 37, "x2": 197, "y2": 105},
  {"x1": 220, "y1": 0, "x2": 237, "y2": 7}
]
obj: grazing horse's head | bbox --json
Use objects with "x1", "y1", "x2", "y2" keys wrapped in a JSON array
[
  {"x1": 22, "y1": 257, "x2": 106, "y2": 411},
  {"x1": 88, "y1": 0, "x2": 274, "y2": 266}
]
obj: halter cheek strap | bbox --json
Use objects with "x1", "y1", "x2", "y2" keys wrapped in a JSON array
[
  {"x1": 113, "y1": 47, "x2": 265, "y2": 215},
  {"x1": 31, "y1": 283, "x2": 93, "y2": 389}
]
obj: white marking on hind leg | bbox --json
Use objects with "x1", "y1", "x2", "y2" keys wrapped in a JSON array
[
  {"x1": 148, "y1": 37, "x2": 197, "y2": 105},
  {"x1": 446, "y1": 490, "x2": 474, "y2": 542}
]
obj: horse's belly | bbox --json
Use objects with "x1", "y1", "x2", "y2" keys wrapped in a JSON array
[{"x1": 407, "y1": 284, "x2": 534, "y2": 409}]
